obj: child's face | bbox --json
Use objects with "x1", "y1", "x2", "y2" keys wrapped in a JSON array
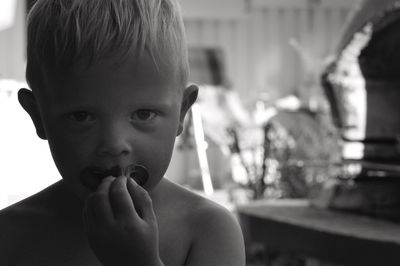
[{"x1": 22, "y1": 53, "x2": 196, "y2": 199}]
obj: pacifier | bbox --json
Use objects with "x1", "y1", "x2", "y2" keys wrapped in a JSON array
[
  {"x1": 80, "y1": 164, "x2": 149, "y2": 191},
  {"x1": 125, "y1": 164, "x2": 149, "y2": 187}
]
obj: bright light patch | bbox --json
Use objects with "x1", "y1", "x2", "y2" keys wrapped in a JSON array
[
  {"x1": 0, "y1": 0, "x2": 17, "y2": 31},
  {"x1": 0, "y1": 80, "x2": 60, "y2": 210}
]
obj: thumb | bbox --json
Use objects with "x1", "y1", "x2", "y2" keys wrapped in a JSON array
[{"x1": 127, "y1": 178, "x2": 156, "y2": 223}]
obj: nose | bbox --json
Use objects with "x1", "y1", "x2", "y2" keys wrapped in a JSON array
[{"x1": 96, "y1": 120, "x2": 132, "y2": 158}]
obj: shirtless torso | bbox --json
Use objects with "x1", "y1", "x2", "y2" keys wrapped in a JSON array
[{"x1": 0, "y1": 179, "x2": 245, "y2": 266}]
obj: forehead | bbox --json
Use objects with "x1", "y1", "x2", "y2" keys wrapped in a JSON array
[{"x1": 41, "y1": 51, "x2": 180, "y2": 101}]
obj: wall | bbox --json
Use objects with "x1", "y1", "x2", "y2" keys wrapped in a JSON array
[
  {"x1": 0, "y1": 0, "x2": 358, "y2": 101},
  {"x1": 168, "y1": 0, "x2": 359, "y2": 188},
  {"x1": 0, "y1": 0, "x2": 25, "y2": 81},
  {"x1": 182, "y1": 0, "x2": 359, "y2": 104},
  {"x1": 0, "y1": 0, "x2": 360, "y2": 203}
]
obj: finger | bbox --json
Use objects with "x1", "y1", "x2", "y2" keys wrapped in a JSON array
[
  {"x1": 82, "y1": 202, "x2": 92, "y2": 230},
  {"x1": 85, "y1": 176, "x2": 115, "y2": 226},
  {"x1": 82, "y1": 201, "x2": 100, "y2": 236},
  {"x1": 97, "y1": 176, "x2": 116, "y2": 194},
  {"x1": 127, "y1": 178, "x2": 156, "y2": 222},
  {"x1": 109, "y1": 176, "x2": 138, "y2": 221}
]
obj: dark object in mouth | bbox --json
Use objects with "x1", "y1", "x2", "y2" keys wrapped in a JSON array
[
  {"x1": 125, "y1": 164, "x2": 149, "y2": 186},
  {"x1": 81, "y1": 164, "x2": 148, "y2": 190},
  {"x1": 80, "y1": 165, "x2": 122, "y2": 191},
  {"x1": 109, "y1": 165, "x2": 122, "y2": 177}
]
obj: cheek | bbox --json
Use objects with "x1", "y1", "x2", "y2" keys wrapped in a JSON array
[
  {"x1": 139, "y1": 126, "x2": 178, "y2": 185},
  {"x1": 46, "y1": 127, "x2": 93, "y2": 179}
]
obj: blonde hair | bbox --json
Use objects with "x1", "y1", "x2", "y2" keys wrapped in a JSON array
[{"x1": 26, "y1": 0, "x2": 189, "y2": 91}]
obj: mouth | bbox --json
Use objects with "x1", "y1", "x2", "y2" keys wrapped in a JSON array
[{"x1": 80, "y1": 164, "x2": 149, "y2": 191}]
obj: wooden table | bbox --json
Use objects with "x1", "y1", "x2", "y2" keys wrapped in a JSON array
[{"x1": 237, "y1": 200, "x2": 400, "y2": 266}]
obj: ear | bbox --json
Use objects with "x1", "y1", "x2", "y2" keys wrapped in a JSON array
[
  {"x1": 18, "y1": 88, "x2": 47, "y2": 140},
  {"x1": 177, "y1": 84, "x2": 198, "y2": 136}
]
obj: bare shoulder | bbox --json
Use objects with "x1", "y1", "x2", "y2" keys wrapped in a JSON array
[
  {"x1": 0, "y1": 189, "x2": 52, "y2": 261},
  {"x1": 0, "y1": 182, "x2": 94, "y2": 265},
  {"x1": 0, "y1": 189, "x2": 49, "y2": 234},
  {"x1": 0, "y1": 181, "x2": 74, "y2": 224},
  {"x1": 158, "y1": 180, "x2": 245, "y2": 266},
  {"x1": 185, "y1": 194, "x2": 245, "y2": 266}
]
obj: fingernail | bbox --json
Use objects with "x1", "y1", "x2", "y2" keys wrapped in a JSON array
[
  {"x1": 104, "y1": 176, "x2": 116, "y2": 182},
  {"x1": 129, "y1": 177, "x2": 138, "y2": 185}
]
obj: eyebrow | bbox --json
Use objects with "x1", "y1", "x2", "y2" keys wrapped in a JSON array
[
  {"x1": 57, "y1": 99, "x2": 176, "y2": 111},
  {"x1": 129, "y1": 100, "x2": 177, "y2": 110}
]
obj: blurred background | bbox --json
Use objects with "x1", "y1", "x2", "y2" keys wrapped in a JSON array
[
  {"x1": 0, "y1": 0, "x2": 355, "y2": 208},
  {"x1": 6, "y1": 0, "x2": 400, "y2": 265}
]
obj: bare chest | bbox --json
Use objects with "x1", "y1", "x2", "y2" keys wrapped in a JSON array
[
  {"x1": 158, "y1": 217, "x2": 192, "y2": 266},
  {"x1": 0, "y1": 220, "x2": 100, "y2": 266},
  {"x1": 0, "y1": 214, "x2": 192, "y2": 266}
]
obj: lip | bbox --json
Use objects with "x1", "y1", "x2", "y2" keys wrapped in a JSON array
[
  {"x1": 80, "y1": 164, "x2": 149, "y2": 191},
  {"x1": 80, "y1": 165, "x2": 122, "y2": 191}
]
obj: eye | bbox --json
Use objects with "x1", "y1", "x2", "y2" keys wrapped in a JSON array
[
  {"x1": 68, "y1": 111, "x2": 95, "y2": 123},
  {"x1": 130, "y1": 110, "x2": 158, "y2": 122}
]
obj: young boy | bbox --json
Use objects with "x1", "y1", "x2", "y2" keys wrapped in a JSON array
[{"x1": 0, "y1": 0, "x2": 245, "y2": 265}]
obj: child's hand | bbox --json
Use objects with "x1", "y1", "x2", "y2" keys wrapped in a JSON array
[{"x1": 83, "y1": 176, "x2": 163, "y2": 266}]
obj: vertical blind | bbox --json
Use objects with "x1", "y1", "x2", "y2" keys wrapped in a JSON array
[
  {"x1": 184, "y1": 0, "x2": 356, "y2": 103},
  {"x1": 0, "y1": 0, "x2": 356, "y2": 101}
]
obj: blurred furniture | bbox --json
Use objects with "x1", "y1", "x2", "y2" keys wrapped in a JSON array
[
  {"x1": 319, "y1": 0, "x2": 400, "y2": 221},
  {"x1": 167, "y1": 47, "x2": 233, "y2": 192},
  {"x1": 238, "y1": 200, "x2": 400, "y2": 266},
  {"x1": 323, "y1": 0, "x2": 400, "y2": 163}
]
